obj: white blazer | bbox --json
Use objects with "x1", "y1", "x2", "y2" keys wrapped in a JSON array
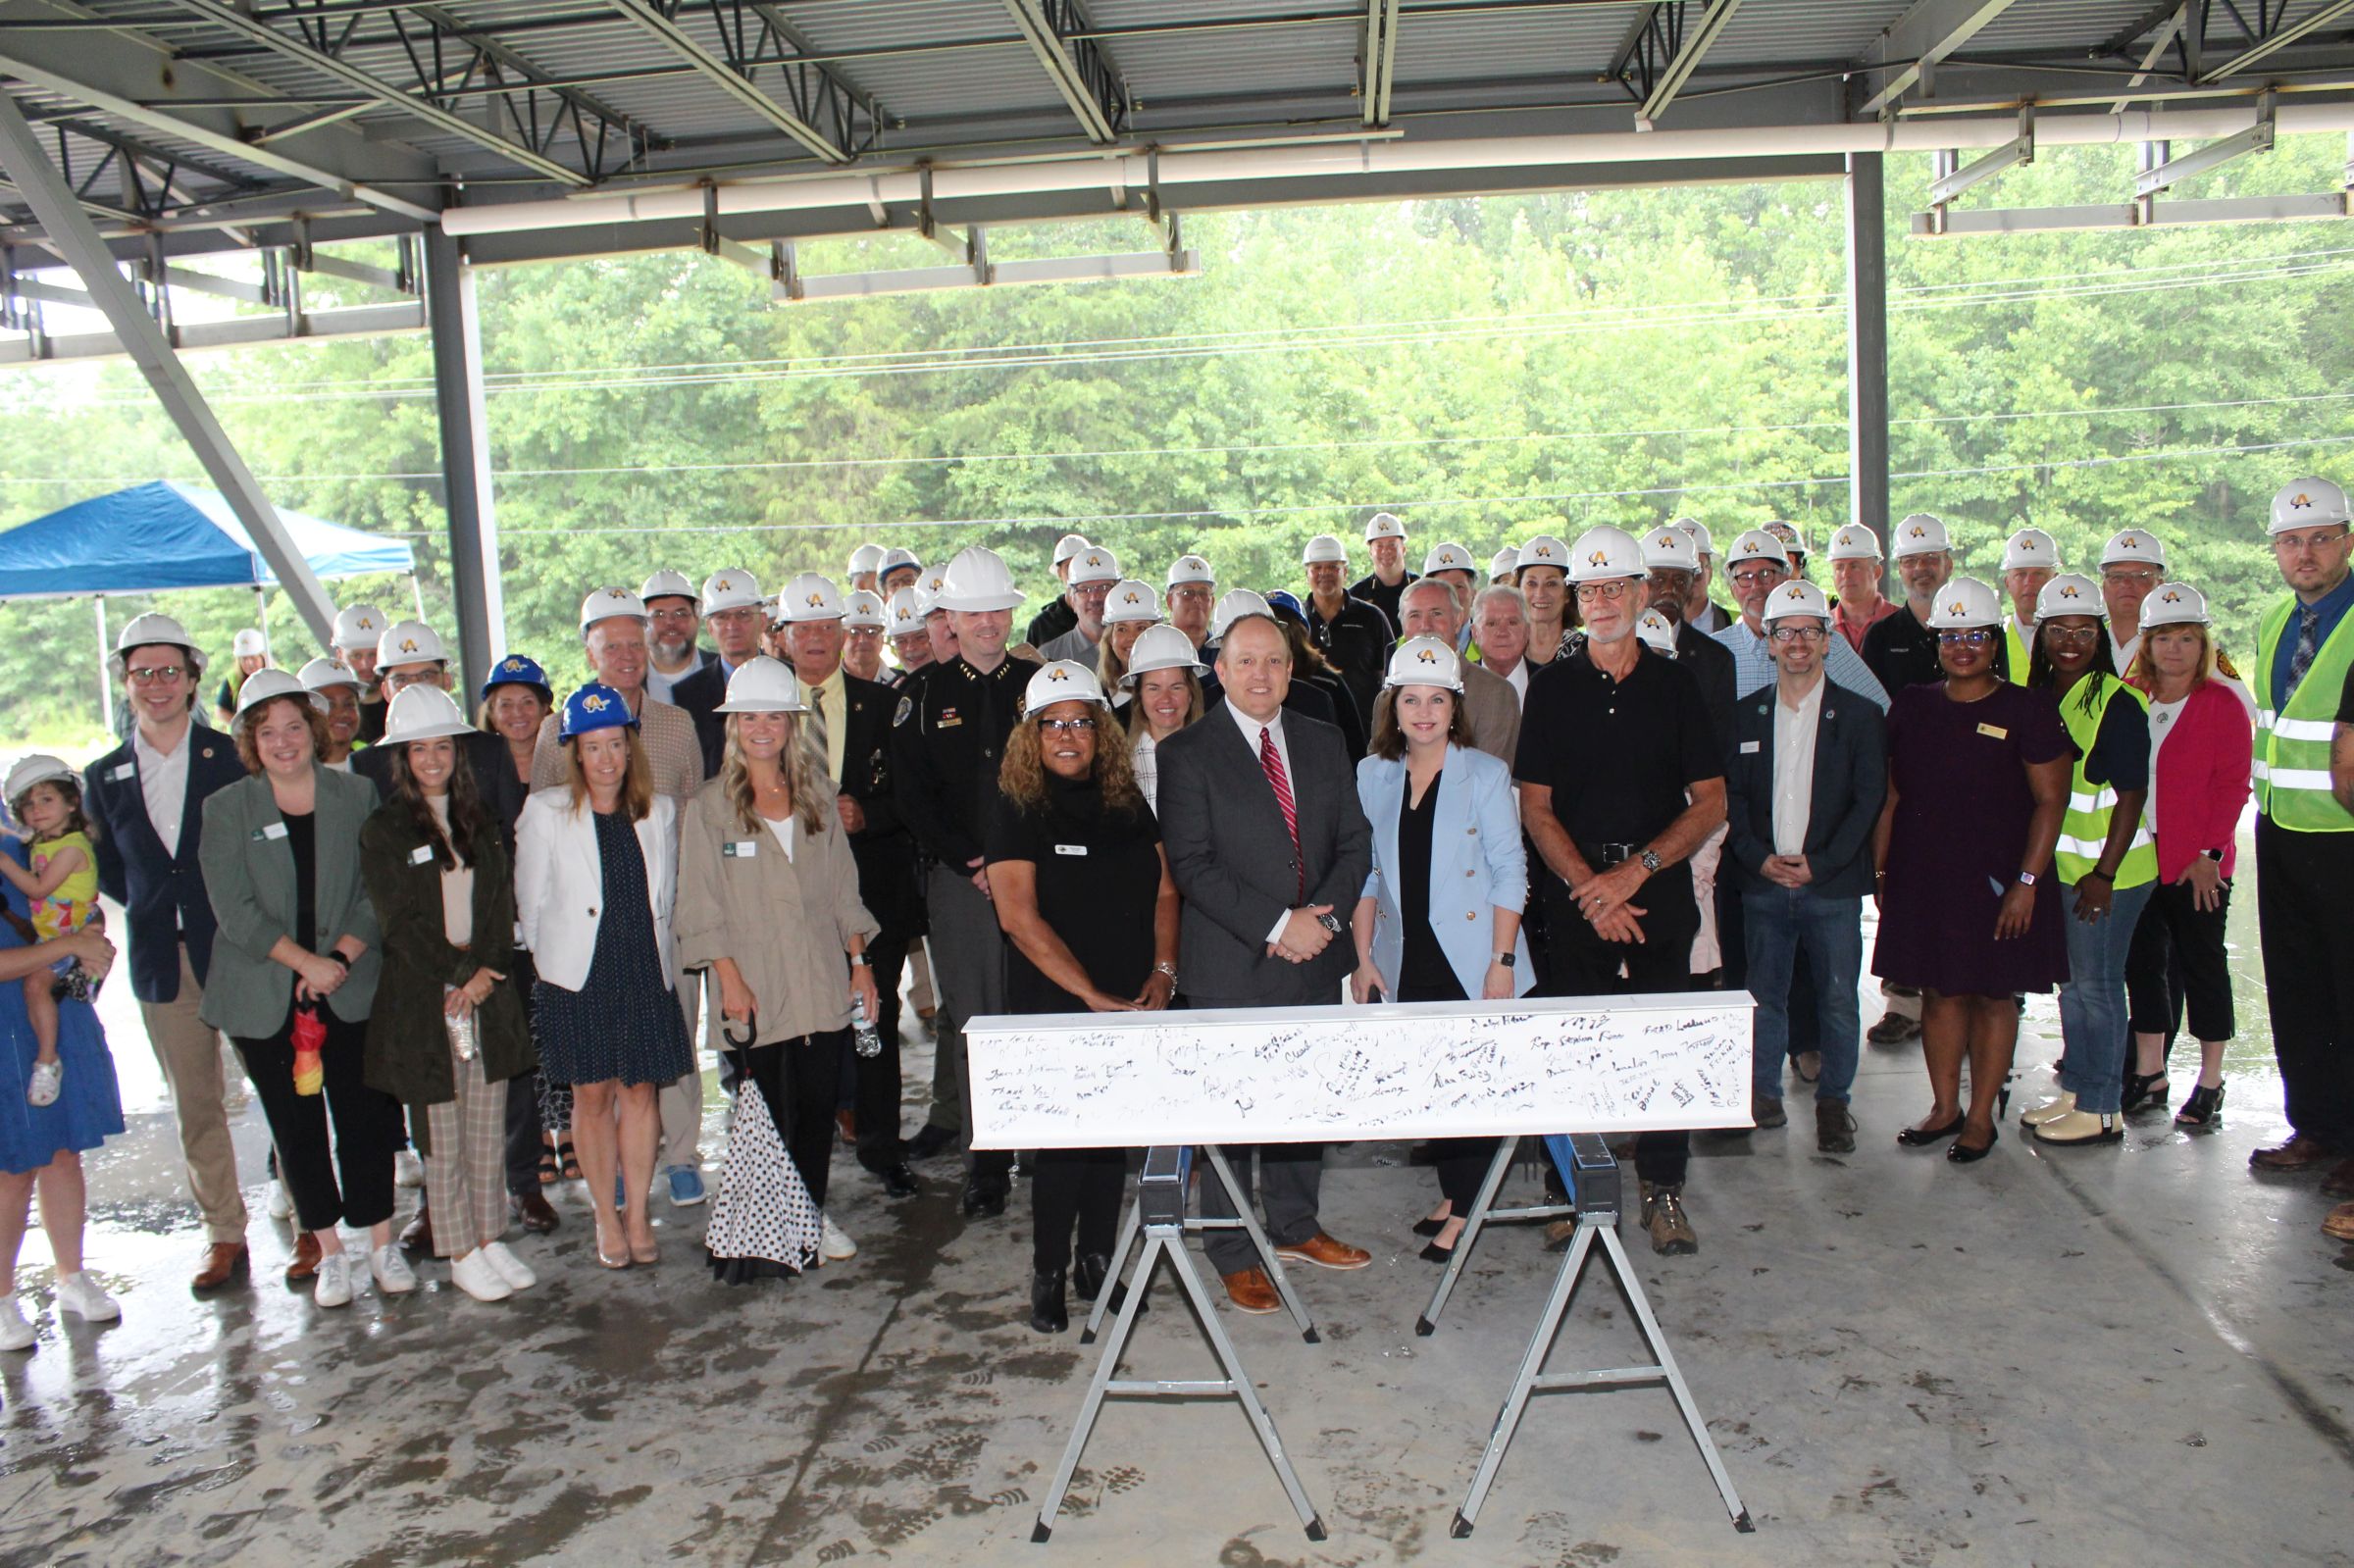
[{"x1": 515, "y1": 790, "x2": 678, "y2": 992}]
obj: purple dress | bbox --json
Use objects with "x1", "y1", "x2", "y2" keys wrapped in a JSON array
[{"x1": 1871, "y1": 681, "x2": 2072, "y2": 996}]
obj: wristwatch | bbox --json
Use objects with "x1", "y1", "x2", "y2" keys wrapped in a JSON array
[
  {"x1": 1493, "y1": 951, "x2": 1516, "y2": 969},
  {"x1": 848, "y1": 952, "x2": 870, "y2": 968},
  {"x1": 2017, "y1": 872, "x2": 2038, "y2": 887},
  {"x1": 1315, "y1": 911, "x2": 1343, "y2": 936},
  {"x1": 1639, "y1": 850, "x2": 1663, "y2": 874},
  {"x1": 2203, "y1": 847, "x2": 2226, "y2": 863}
]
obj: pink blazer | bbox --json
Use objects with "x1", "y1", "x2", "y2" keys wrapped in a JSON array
[{"x1": 2152, "y1": 681, "x2": 2251, "y2": 884}]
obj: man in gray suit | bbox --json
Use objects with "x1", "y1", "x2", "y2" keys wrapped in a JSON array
[
  {"x1": 1155, "y1": 614, "x2": 1375, "y2": 1313},
  {"x1": 1395, "y1": 577, "x2": 1519, "y2": 767}
]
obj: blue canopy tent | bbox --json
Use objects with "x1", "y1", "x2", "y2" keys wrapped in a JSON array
[{"x1": 0, "y1": 480, "x2": 418, "y2": 731}]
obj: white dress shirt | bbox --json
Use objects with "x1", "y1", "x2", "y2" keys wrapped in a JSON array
[
  {"x1": 132, "y1": 720, "x2": 193, "y2": 858},
  {"x1": 1224, "y1": 701, "x2": 1302, "y2": 943},
  {"x1": 1500, "y1": 660, "x2": 1528, "y2": 705},
  {"x1": 2110, "y1": 630, "x2": 2142, "y2": 677},
  {"x1": 1131, "y1": 729, "x2": 1160, "y2": 813},
  {"x1": 1770, "y1": 677, "x2": 1825, "y2": 858}
]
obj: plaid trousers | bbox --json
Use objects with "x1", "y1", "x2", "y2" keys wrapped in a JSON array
[{"x1": 421, "y1": 1037, "x2": 509, "y2": 1257}]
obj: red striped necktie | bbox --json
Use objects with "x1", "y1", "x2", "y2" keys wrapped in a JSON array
[{"x1": 1258, "y1": 724, "x2": 1303, "y2": 901}]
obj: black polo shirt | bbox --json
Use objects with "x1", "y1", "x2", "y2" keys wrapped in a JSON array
[
  {"x1": 1305, "y1": 592, "x2": 1395, "y2": 728},
  {"x1": 1513, "y1": 640, "x2": 1721, "y2": 854},
  {"x1": 1862, "y1": 604, "x2": 1943, "y2": 697}
]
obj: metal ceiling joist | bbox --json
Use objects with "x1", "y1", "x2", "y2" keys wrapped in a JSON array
[
  {"x1": 1361, "y1": 0, "x2": 1402, "y2": 127},
  {"x1": 1002, "y1": 0, "x2": 1129, "y2": 145},
  {"x1": 1857, "y1": 0, "x2": 2024, "y2": 117},
  {"x1": 2202, "y1": 0, "x2": 2354, "y2": 81},
  {"x1": 1638, "y1": 0, "x2": 1743, "y2": 126},
  {"x1": 606, "y1": 0, "x2": 866, "y2": 165}
]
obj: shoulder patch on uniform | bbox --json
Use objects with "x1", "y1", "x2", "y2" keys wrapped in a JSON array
[{"x1": 893, "y1": 695, "x2": 913, "y2": 728}]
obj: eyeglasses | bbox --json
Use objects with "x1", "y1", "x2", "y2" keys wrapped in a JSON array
[
  {"x1": 1937, "y1": 630, "x2": 1996, "y2": 647},
  {"x1": 1573, "y1": 581, "x2": 1632, "y2": 603},
  {"x1": 2273, "y1": 529, "x2": 2351, "y2": 554},
  {"x1": 1767, "y1": 626, "x2": 1826, "y2": 644},
  {"x1": 1168, "y1": 585, "x2": 1214, "y2": 602},
  {"x1": 2041, "y1": 624, "x2": 2102, "y2": 644},
  {"x1": 1040, "y1": 717, "x2": 1098, "y2": 734},
  {"x1": 1729, "y1": 566, "x2": 1783, "y2": 587},
  {"x1": 2101, "y1": 568, "x2": 2161, "y2": 587},
  {"x1": 384, "y1": 666, "x2": 444, "y2": 691},
  {"x1": 127, "y1": 664, "x2": 186, "y2": 685}
]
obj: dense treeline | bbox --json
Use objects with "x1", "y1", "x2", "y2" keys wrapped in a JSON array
[{"x1": 0, "y1": 137, "x2": 2347, "y2": 743}]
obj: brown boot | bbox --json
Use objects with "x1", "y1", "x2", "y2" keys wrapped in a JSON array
[
  {"x1": 2251, "y1": 1135, "x2": 2331, "y2": 1171},
  {"x1": 1645, "y1": 1185, "x2": 1698, "y2": 1255}
]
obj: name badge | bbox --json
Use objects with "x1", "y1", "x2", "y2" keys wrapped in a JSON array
[
  {"x1": 1053, "y1": 843, "x2": 1088, "y2": 857},
  {"x1": 723, "y1": 839, "x2": 758, "y2": 858},
  {"x1": 1976, "y1": 723, "x2": 2009, "y2": 740},
  {"x1": 252, "y1": 822, "x2": 287, "y2": 842},
  {"x1": 409, "y1": 844, "x2": 435, "y2": 866},
  {"x1": 937, "y1": 716, "x2": 963, "y2": 729},
  {"x1": 1738, "y1": 740, "x2": 1762, "y2": 754},
  {"x1": 110, "y1": 762, "x2": 135, "y2": 782}
]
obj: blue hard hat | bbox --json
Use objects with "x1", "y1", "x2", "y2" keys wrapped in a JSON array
[
  {"x1": 559, "y1": 682, "x2": 640, "y2": 740},
  {"x1": 1262, "y1": 589, "x2": 1307, "y2": 625},
  {"x1": 481, "y1": 652, "x2": 553, "y2": 704}
]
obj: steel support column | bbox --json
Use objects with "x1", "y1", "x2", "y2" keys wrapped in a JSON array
[
  {"x1": 1845, "y1": 151, "x2": 1890, "y2": 537},
  {"x1": 0, "y1": 87, "x2": 339, "y2": 643},
  {"x1": 423, "y1": 229, "x2": 505, "y2": 697}
]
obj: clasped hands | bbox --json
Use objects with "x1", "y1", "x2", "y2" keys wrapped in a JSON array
[
  {"x1": 1570, "y1": 860, "x2": 1650, "y2": 944},
  {"x1": 1266, "y1": 904, "x2": 1336, "y2": 965}
]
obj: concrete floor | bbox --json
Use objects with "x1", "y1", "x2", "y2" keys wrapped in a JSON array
[{"x1": 1, "y1": 989, "x2": 2348, "y2": 1568}]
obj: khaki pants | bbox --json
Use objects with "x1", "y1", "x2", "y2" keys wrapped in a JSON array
[
  {"x1": 660, "y1": 971, "x2": 703, "y2": 1173},
  {"x1": 138, "y1": 946, "x2": 249, "y2": 1243}
]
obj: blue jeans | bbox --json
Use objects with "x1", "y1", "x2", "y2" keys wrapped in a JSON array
[
  {"x1": 2057, "y1": 878, "x2": 2155, "y2": 1115},
  {"x1": 1741, "y1": 887, "x2": 1863, "y2": 1104}
]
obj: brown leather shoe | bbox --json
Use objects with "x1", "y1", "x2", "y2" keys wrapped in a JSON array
[
  {"x1": 2324, "y1": 1159, "x2": 2354, "y2": 1198},
  {"x1": 399, "y1": 1207, "x2": 435, "y2": 1255},
  {"x1": 2251, "y1": 1135, "x2": 2332, "y2": 1171},
  {"x1": 191, "y1": 1240, "x2": 250, "y2": 1294},
  {"x1": 835, "y1": 1108, "x2": 857, "y2": 1142},
  {"x1": 1273, "y1": 1232, "x2": 1371, "y2": 1271},
  {"x1": 2324, "y1": 1201, "x2": 2354, "y2": 1243},
  {"x1": 1221, "y1": 1267, "x2": 1281, "y2": 1313},
  {"x1": 511, "y1": 1190, "x2": 560, "y2": 1234},
  {"x1": 283, "y1": 1230, "x2": 323, "y2": 1284}
]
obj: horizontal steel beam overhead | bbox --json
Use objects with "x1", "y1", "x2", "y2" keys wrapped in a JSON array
[
  {"x1": 1003, "y1": 0, "x2": 1129, "y2": 144},
  {"x1": 1858, "y1": 0, "x2": 2024, "y2": 117},
  {"x1": 0, "y1": 298, "x2": 424, "y2": 362},
  {"x1": 606, "y1": 0, "x2": 855, "y2": 164},
  {"x1": 0, "y1": 1, "x2": 439, "y2": 221},
  {"x1": 2202, "y1": 0, "x2": 2354, "y2": 81},
  {"x1": 775, "y1": 246, "x2": 1198, "y2": 303},
  {"x1": 1910, "y1": 189, "x2": 2349, "y2": 234}
]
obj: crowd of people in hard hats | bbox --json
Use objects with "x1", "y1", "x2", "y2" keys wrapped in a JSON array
[{"x1": 0, "y1": 472, "x2": 2347, "y2": 1347}]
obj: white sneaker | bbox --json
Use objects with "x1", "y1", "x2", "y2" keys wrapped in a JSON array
[
  {"x1": 2021, "y1": 1091, "x2": 2077, "y2": 1127},
  {"x1": 482, "y1": 1240, "x2": 537, "y2": 1291},
  {"x1": 314, "y1": 1252, "x2": 355, "y2": 1308},
  {"x1": 393, "y1": 1149, "x2": 426, "y2": 1189},
  {"x1": 26, "y1": 1059, "x2": 60, "y2": 1107},
  {"x1": 447, "y1": 1249, "x2": 513, "y2": 1302},
  {"x1": 371, "y1": 1244, "x2": 418, "y2": 1294},
  {"x1": 53, "y1": 1272, "x2": 119, "y2": 1322},
  {"x1": 267, "y1": 1180, "x2": 294, "y2": 1221},
  {"x1": 0, "y1": 1295, "x2": 34, "y2": 1350},
  {"x1": 819, "y1": 1213, "x2": 857, "y2": 1261}
]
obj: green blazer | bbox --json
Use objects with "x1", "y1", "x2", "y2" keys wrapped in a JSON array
[
  {"x1": 196, "y1": 765, "x2": 383, "y2": 1038},
  {"x1": 358, "y1": 798, "x2": 534, "y2": 1105}
]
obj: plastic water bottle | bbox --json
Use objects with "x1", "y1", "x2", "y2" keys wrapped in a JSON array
[{"x1": 852, "y1": 995, "x2": 883, "y2": 1058}]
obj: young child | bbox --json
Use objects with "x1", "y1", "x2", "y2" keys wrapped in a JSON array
[{"x1": 0, "y1": 759, "x2": 100, "y2": 1108}]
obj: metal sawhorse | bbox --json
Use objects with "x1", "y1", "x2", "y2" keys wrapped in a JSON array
[
  {"x1": 1412, "y1": 1134, "x2": 1575, "y2": 1337},
  {"x1": 1079, "y1": 1143, "x2": 1316, "y2": 1344}
]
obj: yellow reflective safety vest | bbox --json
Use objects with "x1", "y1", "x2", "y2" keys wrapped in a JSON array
[
  {"x1": 2003, "y1": 616, "x2": 2032, "y2": 686},
  {"x1": 2054, "y1": 673, "x2": 2157, "y2": 886},
  {"x1": 2254, "y1": 593, "x2": 2354, "y2": 833}
]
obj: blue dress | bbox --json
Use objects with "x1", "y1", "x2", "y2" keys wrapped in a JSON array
[
  {"x1": 531, "y1": 809, "x2": 692, "y2": 1087},
  {"x1": 0, "y1": 845, "x2": 124, "y2": 1175}
]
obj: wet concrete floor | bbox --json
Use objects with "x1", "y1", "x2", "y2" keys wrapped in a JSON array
[{"x1": 1, "y1": 990, "x2": 2348, "y2": 1567}]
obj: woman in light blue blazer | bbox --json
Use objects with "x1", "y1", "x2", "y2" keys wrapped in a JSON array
[{"x1": 1349, "y1": 637, "x2": 1533, "y2": 1264}]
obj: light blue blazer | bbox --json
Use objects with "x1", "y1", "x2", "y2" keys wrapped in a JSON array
[{"x1": 1356, "y1": 743, "x2": 1535, "y2": 1000}]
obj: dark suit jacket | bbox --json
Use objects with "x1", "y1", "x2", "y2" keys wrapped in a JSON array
[
  {"x1": 1202, "y1": 671, "x2": 1343, "y2": 739},
  {"x1": 353, "y1": 728, "x2": 528, "y2": 848},
  {"x1": 838, "y1": 670, "x2": 922, "y2": 936},
  {"x1": 1721, "y1": 682, "x2": 1888, "y2": 901},
  {"x1": 1674, "y1": 621, "x2": 1739, "y2": 758},
  {"x1": 670, "y1": 655, "x2": 728, "y2": 776},
  {"x1": 84, "y1": 727, "x2": 249, "y2": 1003},
  {"x1": 1156, "y1": 707, "x2": 1372, "y2": 1007}
]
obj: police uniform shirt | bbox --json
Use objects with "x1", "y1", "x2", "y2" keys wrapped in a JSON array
[
  {"x1": 1512, "y1": 642, "x2": 1722, "y2": 861},
  {"x1": 890, "y1": 653, "x2": 1043, "y2": 872}
]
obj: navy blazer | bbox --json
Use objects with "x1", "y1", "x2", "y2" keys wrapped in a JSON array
[
  {"x1": 84, "y1": 726, "x2": 250, "y2": 1003},
  {"x1": 1721, "y1": 682, "x2": 1888, "y2": 901},
  {"x1": 669, "y1": 655, "x2": 728, "y2": 776}
]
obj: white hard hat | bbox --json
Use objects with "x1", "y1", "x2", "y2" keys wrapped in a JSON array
[
  {"x1": 934, "y1": 546, "x2": 1026, "y2": 613},
  {"x1": 3, "y1": 754, "x2": 77, "y2": 807},
  {"x1": 713, "y1": 655, "x2": 809, "y2": 714},
  {"x1": 880, "y1": 547, "x2": 922, "y2": 576},
  {"x1": 1892, "y1": 514, "x2": 1952, "y2": 557},
  {"x1": 2139, "y1": 582, "x2": 2211, "y2": 629},
  {"x1": 1568, "y1": 526, "x2": 1645, "y2": 582},
  {"x1": 231, "y1": 628, "x2": 268, "y2": 658},
  {"x1": 1762, "y1": 580, "x2": 1831, "y2": 624},
  {"x1": 1764, "y1": 521, "x2": 1809, "y2": 559},
  {"x1": 1724, "y1": 529, "x2": 1789, "y2": 571},
  {"x1": 778, "y1": 572, "x2": 846, "y2": 623},
  {"x1": 1517, "y1": 534, "x2": 1569, "y2": 573},
  {"x1": 580, "y1": 586, "x2": 648, "y2": 633},
  {"x1": 1383, "y1": 635, "x2": 1463, "y2": 693},
  {"x1": 700, "y1": 569, "x2": 763, "y2": 616},
  {"x1": 846, "y1": 542, "x2": 888, "y2": 578},
  {"x1": 331, "y1": 604, "x2": 384, "y2": 650},
  {"x1": 1639, "y1": 525, "x2": 1699, "y2": 572},
  {"x1": 1066, "y1": 545, "x2": 1121, "y2": 586},
  {"x1": 844, "y1": 589, "x2": 888, "y2": 631},
  {"x1": 233, "y1": 666, "x2": 325, "y2": 719},
  {"x1": 1673, "y1": 518, "x2": 1715, "y2": 558},
  {"x1": 2271, "y1": 477, "x2": 2351, "y2": 533},
  {"x1": 1489, "y1": 545, "x2": 1520, "y2": 582},
  {"x1": 1211, "y1": 588, "x2": 1275, "y2": 640},
  {"x1": 1827, "y1": 524, "x2": 1882, "y2": 563},
  {"x1": 1422, "y1": 542, "x2": 1475, "y2": 578},
  {"x1": 1301, "y1": 534, "x2": 1349, "y2": 566},
  {"x1": 1101, "y1": 580, "x2": 1161, "y2": 625},
  {"x1": 1923, "y1": 577, "x2": 2002, "y2": 630},
  {"x1": 1636, "y1": 609, "x2": 1678, "y2": 657},
  {"x1": 1024, "y1": 660, "x2": 1109, "y2": 712},
  {"x1": 376, "y1": 619, "x2": 446, "y2": 669},
  {"x1": 2034, "y1": 574, "x2": 2103, "y2": 623},
  {"x1": 110, "y1": 612, "x2": 208, "y2": 680},
  {"x1": 2002, "y1": 528, "x2": 2060, "y2": 572},
  {"x1": 2100, "y1": 529, "x2": 2166, "y2": 569},
  {"x1": 1167, "y1": 554, "x2": 1215, "y2": 588},
  {"x1": 1363, "y1": 511, "x2": 1407, "y2": 543},
  {"x1": 297, "y1": 655, "x2": 359, "y2": 693},
  {"x1": 885, "y1": 587, "x2": 926, "y2": 637},
  {"x1": 1051, "y1": 533, "x2": 1093, "y2": 567},
  {"x1": 380, "y1": 684, "x2": 473, "y2": 745},
  {"x1": 640, "y1": 569, "x2": 697, "y2": 606},
  {"x1": 1123, "y1": 624, "x2": 1206, "y2": 683}
]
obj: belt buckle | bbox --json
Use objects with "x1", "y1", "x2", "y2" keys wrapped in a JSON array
[{"x1": 1596, "y1": 842, "x2": 1632, "y2": 868}]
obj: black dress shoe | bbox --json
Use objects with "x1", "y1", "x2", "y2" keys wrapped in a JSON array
[
  {"x1": 875, "y1": 1162, "x2": 920, "y2": 1199},
  {"x1": 1418, "y1": 1239, "x2": 1456, "y2": 1264},
  {"x1": 1947, "y1": 1125, "x2": 2000, "y2": 1164},
  {"x1": 1897, "y1": 1113, "x2": 1966, "y2": 1148},
  {"x1": 904, "y1": 1124, "x2": 955, "y2": 1161},
  {"x1": 510, "y1": 1190, "x2": 560, "y2": 1234},
  {"x1": 960, "y1": 1179, "x2": 1008, "y2": 1218},
  {"x1": 1411, "y1": 1216, "x2": 1448, "y2": 1238},
  {"x1": 1030, "y1": 1269, "x2": 1068, "y2": 1334}
]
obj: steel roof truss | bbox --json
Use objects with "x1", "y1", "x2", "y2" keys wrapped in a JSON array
[{"x1": 1002, "y1": 0, "x2": 1130, "y2": 145}]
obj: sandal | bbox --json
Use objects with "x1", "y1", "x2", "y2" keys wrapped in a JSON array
[
  {"x1": 558, "y1": 1139, "x2": 583, "y2": 1181},
  {"x1": 537, "y1": 1140, "x2": 560, "y2": 1187}
]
